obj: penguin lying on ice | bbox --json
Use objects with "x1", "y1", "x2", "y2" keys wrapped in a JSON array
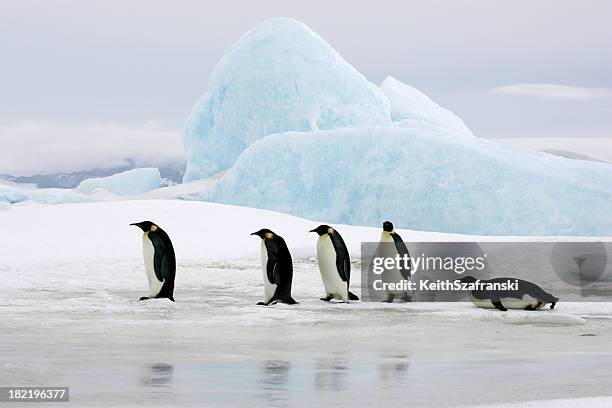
[
  {"x1": 310, "y1": 225, "x2": 359, "y2": 303},
  {"x1": 457, "y1": 275, "x2": 558, "y2": 311},
  {"x1": 251, "y1": 228, "x2": 298, "y2": 306},
  {"x1": 130, "y1": 221, "x2": 176, "y2": 302}
]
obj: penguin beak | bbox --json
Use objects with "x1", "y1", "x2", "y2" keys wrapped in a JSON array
[
  {"x1": 130, "y1": 222, "x2": 140, "y2": 227},
  {"x1": 250, "y1": 232, "x2": 259, "y2": 237},
  {"x1": 309, "y1": 229, "x2": 316, "y2": 233}
]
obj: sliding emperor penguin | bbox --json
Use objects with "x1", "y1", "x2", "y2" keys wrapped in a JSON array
[
  {"x1": 310, "y1": 225, "x2": 359, "y2": 302},
  {"x1": 457, "y1": 276, "x2": 558, "y2": 311},
  {"x1": 130, "y1": 221, "x2": 176, "y2": 302},
  {"x1": 251, "y1": 229, "x2": 298, "y2": 306},
  {"x1": 379, "y1": 221, "x2": 413, "y2": 302}
]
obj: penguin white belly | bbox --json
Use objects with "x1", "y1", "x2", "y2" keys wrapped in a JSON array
[
  {"x1": 379, "y1": 234, "x2": 408, "y2": 295},
  {"x1": 317, "y1": 235, "x2": 347, "y2": 301},
  {"x1": 261, "y1": 240, "x2": 277, "y2": 303},
  {"x1": 468, "y1": 293, "x2": 496, "y2": 309},
  {"x1": 143, "y1": 233, "x2": 164, "y2": 297},
  {"x1": 469, "y1": 293, "x2": 543, "y2": 309},
  {"x1": 502, "y1": 294, "x2": 542, "y2": 309}
]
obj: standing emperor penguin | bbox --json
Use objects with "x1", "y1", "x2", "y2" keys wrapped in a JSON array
[
  {"x1": 379, "y1": 221, "x2": 413, "y2": 302},
  {"x1": 251, "y1": 229, "x2": 298, "y2": 306},
  {"x1": 130, "y1": 221, "x2": 176, "y2": 302},
  {"x1": 310, "y1": 225, "x2": 359, "y2": 302}
]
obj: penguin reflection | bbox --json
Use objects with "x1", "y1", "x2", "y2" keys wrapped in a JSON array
[
  {"x1": 258, "y1": 360, "x2": 291, "y2": 407},
  {"x1": 378, "y1": 354, "x2": 410, "y2": 383},
  {"x1": 315, "y1": 357, "x2": 349, "y2": 391},
  {"x1": 140, "y1": 363, "x2": 174, "y2": 388}
]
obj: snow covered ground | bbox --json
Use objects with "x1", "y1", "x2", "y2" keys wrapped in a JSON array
[{"x1": 2, "y1": 199, "x2": 612, "y2": 407}]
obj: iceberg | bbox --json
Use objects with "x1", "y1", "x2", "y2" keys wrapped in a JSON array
[
  {"x1": 182, "y1": 17, "x2": 392, "y2": 181},
  {"x1": 76, "y1": 168, "x2": 161, "y2": 196},
  {"x1": 200, "y1": 127, "x2": 612, "y2": 236},
  {"x1": 381, "y1": 76, "x2": 475, "y2": 138}
]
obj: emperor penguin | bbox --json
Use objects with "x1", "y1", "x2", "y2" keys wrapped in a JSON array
[
  {"x1": 251, "y1": 228, "x2": 298, "y2": 306},
  {"x1": 379, "y1": 221, "x2": 413, "y2": 302},
  {"x1": 457, "y1": 275, "x2": 559, "y2": 311},
  {"x1": 130, "y1": 221, "x2": 176, "y2": 302},
  {"x1": 310, "y1": 225, "x2": 359, "y2": 302}
]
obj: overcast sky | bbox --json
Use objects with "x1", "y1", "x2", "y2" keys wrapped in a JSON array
[{"x1": 1, "y1": 0, "x2": 610, "y2": 175}]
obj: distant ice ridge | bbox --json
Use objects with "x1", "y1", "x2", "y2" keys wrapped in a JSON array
[
  {"x1": 76, "y1": 168, "x2": 161, "y2": 196},
  {"x1": 380, "y1": 76, "x2": 474, "y2": 138},
  {"x1": 200, "y1": 127, "x2": 612, "y2": 236},
  {"x1": 182, "y1": 17, "x2": 392, "y2": 181},
  {"x1": 0, "y1": 182, "x2": 94, "y2": 205},
  {"x1": 0, "y1": 168, "x2": 162, "y2": 204}
]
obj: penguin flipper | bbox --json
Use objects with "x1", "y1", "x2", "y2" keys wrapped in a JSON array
[{"x1": 329, "y1": 232, "x2": 350, "y2": 282}]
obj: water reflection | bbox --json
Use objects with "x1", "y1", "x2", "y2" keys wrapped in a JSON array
[
  {"x1": 315, "y1": 357, "x2": 348, "y2": 391},
  {"x1": 140, "y1": 363, "x2": 174, "y2": 388},
  {"x1": 259, "y1": 360, "x2": 291, "y2": 407},
  {"x1": 378, "y1": 354, "x2": 410, "y2": 383}
]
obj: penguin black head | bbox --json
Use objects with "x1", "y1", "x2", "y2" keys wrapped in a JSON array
[
  {"x1": 309, "y1": 224, "x2": 333, "y2": 236},
  {"x1": 383, "y1": 221, "x2": 394, "y2": 232},
  {"x1": 130, "y1": 221, "x2": 159, "y2": 232},
  {"x1": 251, "y1": 228, "x2": 275, "y2": 239}
]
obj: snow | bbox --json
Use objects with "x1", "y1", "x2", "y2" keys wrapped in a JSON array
[
  {"x1": 182, "y1": 17, "x2": 392, "y2": 181},
  {"x1": 2, "y1": 199, "x2": 612, "y2": 407},
  {"x1": 200, "y1": 127, "x2": 612, "y2": 236},
  {"x1": 76, "y1": 167, "x2": 161, "y2": 196},
  {"x1": 381, "y1": 76, "x2": 475, "y2": 138}
]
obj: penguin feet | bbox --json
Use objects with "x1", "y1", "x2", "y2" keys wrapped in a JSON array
[
  {"x1": 139, "y1": 296, "x2": 150, "y2": 301},
  {"x1": 257, "y1": 301, "x2": 269, "y2": 306},
  {"x1": 400, "y1": 294, "x2": 412, "y2": 303},
  {"x1": 383, "y1": 294, "x2": 395, "y2": 303},
  {"x1": 492, "y1": 301, "x2": 507, "y2": 311},
  {"x1": 320, "y1": 295, "x2": 334, "y2": 302}
]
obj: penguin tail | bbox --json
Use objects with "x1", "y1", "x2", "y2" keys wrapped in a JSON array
[
  {"x1": 348, "y1": 291, "x2": 360, "y2": 301},
  {"x1": 284, "y1": 297, "x2": 298, "y2": 305},
  {"x1": 168, "y1": 296, "x2": 175, "y2": 302}
]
